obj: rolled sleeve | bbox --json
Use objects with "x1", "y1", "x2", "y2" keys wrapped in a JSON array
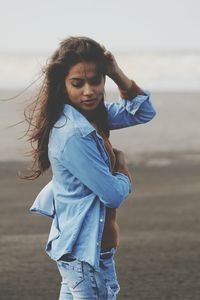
[
  {"x1": 61, "y1": 134, "x2": 132, "y2": 208},
  {"x1": 105, "y1": 90, "x2": 156, "y2": 129}
]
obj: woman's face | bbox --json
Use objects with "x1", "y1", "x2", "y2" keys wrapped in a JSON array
[{"x1": 65, "y1": 62, "x2": 105, "y2": 116}]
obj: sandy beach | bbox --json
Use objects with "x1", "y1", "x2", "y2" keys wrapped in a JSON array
[
  {"x1": 0, "y1": 152, "x2": 200, "y2": 300},
  {"x1": 0, "y1": 91, "x2": 200, "y2": 299}
]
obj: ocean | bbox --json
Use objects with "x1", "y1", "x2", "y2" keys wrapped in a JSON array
[
  {"x1": 1, "y1": 50, "x2": 200, "y2": 91},
  {"x1": 0, "y1": 51, "x2": 200, "y2": 161}
]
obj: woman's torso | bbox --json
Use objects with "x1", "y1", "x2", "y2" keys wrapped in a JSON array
[{"x1": 90, "y1": 121, "x2": 120, "y2": 249}]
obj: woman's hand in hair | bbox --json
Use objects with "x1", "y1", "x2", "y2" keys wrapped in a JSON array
[
  {"x1": 101, "y1": 46, "x2": 121, "y2": 79},
  {"x1": 101, "y1": 45, "x2": 133, "y2": 92},
  {"x1": 102, "y1": 45, "x2": 144, "y2": 96}
]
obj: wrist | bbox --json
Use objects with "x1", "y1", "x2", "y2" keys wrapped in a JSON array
[
  {"x1": 117, "y1": 167, "x2": 132, "y2": 182},
  {"x1": 120, "y1": 80, "x2": 145, "y2": 99}
]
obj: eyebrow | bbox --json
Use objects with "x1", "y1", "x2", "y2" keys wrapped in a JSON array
[{"x1": 69, "y1": 77, "x2": 84, "y2": 81}]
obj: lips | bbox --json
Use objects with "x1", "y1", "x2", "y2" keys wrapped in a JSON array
[{"x1": 81, "y1": 99, "x2": 96, "y2": 103}]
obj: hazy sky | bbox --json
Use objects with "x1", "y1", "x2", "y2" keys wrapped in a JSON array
[{"x1": 0, "y1": 0, "x2": 199, "y2": 52}]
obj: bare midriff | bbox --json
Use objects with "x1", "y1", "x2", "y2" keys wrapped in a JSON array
[
  {"x1": 90, "y1": 121, "x2": 120, "y2": 250},
  {"x1": 101, "y1": 207, "x2": 119, "y2": 249}
]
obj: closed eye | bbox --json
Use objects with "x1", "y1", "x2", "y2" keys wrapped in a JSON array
[
  {"x1": 71, "y1": 79, "x2": 84, "y2": 88},
  {"x1": 70, "y1": 76, "x2": 103, "y2": 88}
]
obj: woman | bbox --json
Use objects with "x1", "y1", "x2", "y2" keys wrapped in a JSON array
[{"x1": 28, "y1": 36, "x2": 156, "y2": 299}]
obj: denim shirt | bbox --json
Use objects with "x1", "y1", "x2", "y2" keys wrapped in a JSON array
[{"x1": 30, "y1": 91, "x2": 156, "y2": 271}]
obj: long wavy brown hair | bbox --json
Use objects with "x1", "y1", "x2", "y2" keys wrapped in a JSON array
[{"x1": 23, "y1": 36, "x2": 110, "y2": 179}]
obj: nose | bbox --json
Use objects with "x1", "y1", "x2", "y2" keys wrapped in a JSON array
[{"x1": 83, "y1": 83, "x2": 94, "y2": 97}]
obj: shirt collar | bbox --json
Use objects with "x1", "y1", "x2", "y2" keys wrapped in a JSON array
[{"x1": 63, "y1": 104, "x2": 97, "y2": 137}]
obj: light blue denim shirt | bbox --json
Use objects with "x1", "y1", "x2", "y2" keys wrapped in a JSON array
[{"x1": 30, "y1": 91, "x2": 156, "y2": 271}]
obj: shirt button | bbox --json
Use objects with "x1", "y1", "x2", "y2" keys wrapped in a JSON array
[
  {"x1": 100, "y1": 218, "x2": 103, "y2": 222},
  {"x1": 97, "y1": 242, "x2": 99, "y2": 246}
]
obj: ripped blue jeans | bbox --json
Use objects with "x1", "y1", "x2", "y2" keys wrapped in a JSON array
[{"x1": 56, "y1": 247, "x2": 120, "y2": 299}]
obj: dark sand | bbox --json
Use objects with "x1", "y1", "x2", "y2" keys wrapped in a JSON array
[{"x1": 0, "y1": 151, "x2": 200, "y2": 300}]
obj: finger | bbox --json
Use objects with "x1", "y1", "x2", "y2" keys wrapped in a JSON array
[
  {"x1": 104, "y1": 51, "x2": 110, "y2": 56},
  {"x1": 104, "y1": 51, "x2": 115, "y2": 61},
  {"x1": 100, "y1": 44, "x2": 107, "y2": 52},
  {"x1": 113, "y1": 147, "x2": 122, "y2": 153},
  {"x1": 100, "y1": 45, "x2": 113, "y2": 58}
]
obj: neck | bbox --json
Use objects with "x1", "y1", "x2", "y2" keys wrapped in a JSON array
[{"x1": 79, "y1": 108, "x2": 98, "y2": 122}]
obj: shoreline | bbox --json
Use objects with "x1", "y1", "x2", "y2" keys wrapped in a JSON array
[{"x1": 1, "y1": 91, "x2": 200, "y2": 161}]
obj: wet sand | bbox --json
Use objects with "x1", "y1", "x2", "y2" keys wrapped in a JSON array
[{"x1": 0, "y1": 151, "x2": 200, "y2": 300}]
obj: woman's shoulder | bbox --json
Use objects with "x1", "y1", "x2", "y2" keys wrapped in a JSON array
[
  {"x1": 48, "y1": 113, "x2": 79, "y2": 155},
  {"x1": 48, "y1": 110, "x2": 97, "y2": 156}
]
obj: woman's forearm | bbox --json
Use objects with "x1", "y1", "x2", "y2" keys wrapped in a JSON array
[{"x1": 110, "y1": 68, "x2": 144, "y2": 99}]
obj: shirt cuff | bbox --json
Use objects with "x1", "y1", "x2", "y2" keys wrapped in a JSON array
[
  {"x1": 119, "y1": 90, "x2": 151, "y2": 116},
  {"x1": 114, "y1": 171, "x2": 133, "y2": 194}
]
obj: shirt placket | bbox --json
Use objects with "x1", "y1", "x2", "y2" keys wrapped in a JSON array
[
  {"x1": 94, "y1": 133, "x2": 112, "y2": 268},
  {"x1": 95, "y1": 133, "x2": 112, "y2": 173},
  {"x1": 96, "y1": 203, "x2": 106, "y2": 267}
]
